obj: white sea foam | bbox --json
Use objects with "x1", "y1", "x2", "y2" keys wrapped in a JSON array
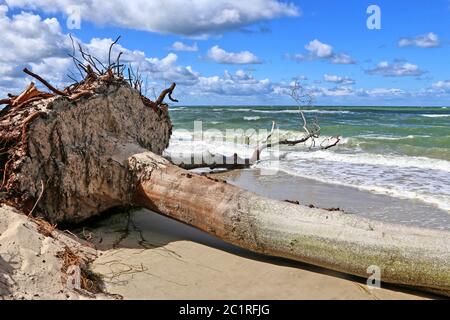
[
  {"x1": 170, "y1": 107, "x2": 187, "y2": 111},
  {"x1": 284, "y1": 150, "x2": 450, "y2": 172},
  {"x1": 250, "y1": 109, "x2": 352, "y2": 114},
  {"x1": 213, "y1": 108, "x2": 251, "y2": 112},
  {"x1": 166, "y1": 131, "x2": 450, "y2": 211},
  {"x1": 256, "y1": 152, "x2": 450, "y2": 212},
  {"x1": 356, "y1": 134, "x2": 431, "y2": 141},
  {"x1": 244, "y1": 116, "x2": 261, "y2": 121},
  {"x1": 210, "y1": 108, "x2": 352, "y2": 115},
  {"x1": 421, "y1": 114, "x2": 450, "y2": 118}
]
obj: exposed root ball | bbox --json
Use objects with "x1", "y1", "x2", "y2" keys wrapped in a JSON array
[{"x1": 0, "y1": 72, "x2": 173, "y2": 223}]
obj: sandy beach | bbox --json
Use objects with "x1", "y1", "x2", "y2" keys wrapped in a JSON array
[
  {"x1": 87, "y1": 208, "x2": 430, "y2": 300},
  {"x1": 1, "y1": 167, "x2": 445, "y2": 300}
]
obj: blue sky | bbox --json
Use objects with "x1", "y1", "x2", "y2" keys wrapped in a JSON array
[{"x1": 2, "y1": 0, "x2": 450, "y2": 106}]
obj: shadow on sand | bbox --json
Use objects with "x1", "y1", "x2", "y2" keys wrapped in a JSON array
[
  {"x1": 72, "y1": 207, "x2": 440, "y2": 300},
  {"x1": 0, "y1": 255, "x2": 13, "y2": 299}
]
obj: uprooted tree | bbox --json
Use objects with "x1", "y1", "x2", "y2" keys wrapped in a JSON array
[{"x1": 1, "y1": 38, "x2": 450, "y2": 297}]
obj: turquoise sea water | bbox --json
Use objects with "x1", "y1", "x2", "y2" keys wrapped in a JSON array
[{"x1": 167, "y1": 106, "x2": 450, "y2": 212}]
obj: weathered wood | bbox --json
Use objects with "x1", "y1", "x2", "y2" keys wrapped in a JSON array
[
  {"x1": 129, "y1": 151, "x2": 450, "y2": 296},
  {"x1": 23, "y1": 68, "x2": 68, "y2": 96},
  {"x1": 155, "y1": 82, "x2": 178, "y2": 105}
]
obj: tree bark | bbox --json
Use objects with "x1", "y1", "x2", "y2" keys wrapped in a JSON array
[{"x1": 129, "y1": 151, "x2": 450, "y2": 296}]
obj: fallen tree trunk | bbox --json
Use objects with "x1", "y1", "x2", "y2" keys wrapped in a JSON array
[
  {"x1": 164, "y1": 122, "x2": 342, "y2": 171},
  {"x1": 130, "y1": 152, "x2": 450, "y2": 296},
  {"x1": 1, "y1": 71, "x2": 450, "y2": 297}
]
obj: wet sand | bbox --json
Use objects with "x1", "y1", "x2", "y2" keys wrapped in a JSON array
[{"x1": 214, "y1": 168, "x2": 450, "y2": 231}]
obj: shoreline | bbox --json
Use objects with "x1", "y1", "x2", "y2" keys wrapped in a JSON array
[{"x1": 213, "y1": 168, "x2": 450, "y2": 231}]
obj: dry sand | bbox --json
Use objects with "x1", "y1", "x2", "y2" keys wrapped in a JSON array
[
  {"x1": 88, "y1": 209, "x2": 431, "y2": 300},
  {"x1": 0, "y1": 204, "x2": 108, "y2": 300}
]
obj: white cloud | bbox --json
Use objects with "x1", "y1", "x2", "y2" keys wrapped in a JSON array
[
  {"x1": 305, "y1": 39, "x2": 332, "y2": 58},
  {"x1": 432, "y1": 80, "x2": 450, "y2": 90},
  {"x1": 5, "y1": 0, "x2": 300, "y2": 37},
  {"x1": 0, "y1": 6, "x2": 202, "y2": 96},
  {"x1": 364, "y1": 88, "x2": 405, "y2": 96},
  {"x1": 83, "y1": 38, "x2": 200, "y2": 85},
  {"x1": 194, "y1": 70, "x2": 272, "y2": 96},
  {"x1": 366, "y1": 61, "x2": 426, "y2": 77},
  {"x1": 303, "y1": 85, "x2": 407, "y2": 99},
  {"x1": 315, "y1": 86, "x2": 355, "y2": 97},
  {"x1": 0, "y1": 6, "x2": 71, "y2": 64},
  {"x1": 207, "y1": 45, "x2": 261, "y2": 64},
  {"x1": 287, "y1": 39, "x2": 356, "y2": 65},
  {"x1": 428, "y1": 80, "x2": 450, "y2": 94},
  {"x1": 171, "y1": 41, "x2": 198, "y2": 52},
  {"x1": 0, "y1": 6, "x2": 271, "y2": 101},
  {"x1": 399, "y1": 32, "x2": 440, "y2": 48},
  {"x1": 0, "y1": 5, "x2": 74, "y2": 94},
  {"x1": 323, "y1": 74, "x2": 355, "y2": 85}
]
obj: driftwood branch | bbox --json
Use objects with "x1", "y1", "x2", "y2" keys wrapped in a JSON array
[
  {"x1": 156, "y1": 83, "x2": 178, "y2": 105},
  {"x1": 23, "y1": 68, "x2": 68, "y2": 96},
  {"x1": 166, "y1": 80, "x2": 339, "y2": 170},
  {"x1": 108, "y1": 36, "x2": 121, "y2": 68}
]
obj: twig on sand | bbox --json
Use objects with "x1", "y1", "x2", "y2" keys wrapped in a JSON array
[{"x1": 28, "y1": 179, "x2": 45, "y2": 217}]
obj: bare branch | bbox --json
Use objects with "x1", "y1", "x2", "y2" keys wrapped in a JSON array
[
  {"x1": 23, "y1": 68, "x2": 68, "y2": 96},
  {"x1": 156, "y1": 83, "x2": 178, "y2": 105},
  {"x1": 69, "y1": 34, "x2": 84, "y2": 79},
  {"x1": 108, "y1": 36, "x2": 121, "y2": 67},
  {"x1": 116, "y1": 52, "x2": 123, "y2": 75}
]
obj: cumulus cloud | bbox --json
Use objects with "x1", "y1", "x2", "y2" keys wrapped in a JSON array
[
  {"x1": 0, "y1": 6, "x2": 271, "y2": 100},
  {"x1": 429, "y1": 80, "x2": 450, "y2": 93},
  {"x1": 287, "y1": 39, "x2": 355, "y2": 65},
  {"x1": 365, "y1": 61, "x2": 426, "y2": 77},
  {"x1": 170, "y1": 41, "x2": 198, "y2": 52},
  {"x1": 398, "y1": 32, "x2": 440, "y2": 48},
  {"x1": 0, "y1": 6, "x2": 202, "y2": 96},
  {"x1": 0, "y1": 5, "x2": 74, "y2": 94},
  {"x1": 206, "y1": 46, "x2": 261, "y2": 64},
  {"x1": 301, "y1": 84, "x2": 407, "y2": 99},
  {"x1": 363, "y1": 88, "x2": 406, "y2": 97},
  {"x1": 194, "y1": 70, "x2": 272, "y2": 96},
  {"x1": 5, "y1": 0, "x2": 300, "y2": 37},
  {"x1": 323, "y1": 74, "x2": 355, "y2": 85}
]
